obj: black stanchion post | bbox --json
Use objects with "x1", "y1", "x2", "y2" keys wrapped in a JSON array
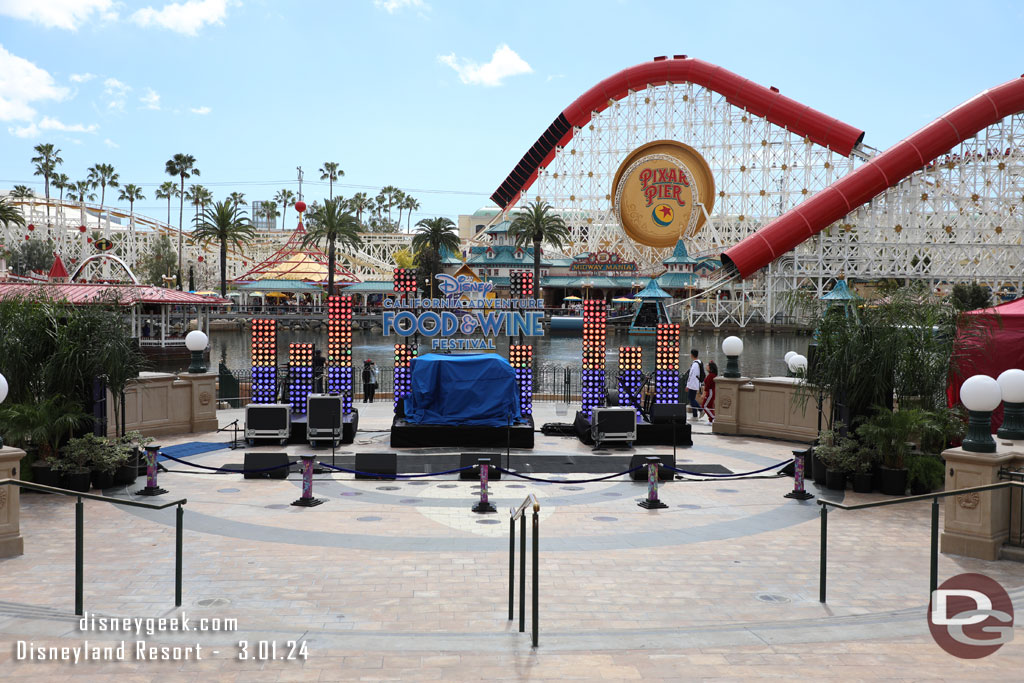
[
  {"x1": 532, "y1": 507, "x2": 539, "y2": 648},
  {"x1": 638, "y1": 456, "x2": 668, "y2": 509},
  {"x1": 819, "y1": 505, "x2": 828, "y2": 603},
  {"x1": 508, "y1": 515, "x2": 515, "y2": 621},
  {"x1": 136, "y1": 445, "x2": 168, "y2": 496},
  {"x1": 519, "y1": 513, "x2": 526, "y2": 633},
  {"x1": 175, "y1": 504, "x2": 183, "y2": 607},
  {"x1": 472, "y1": 458, "x2": 497, "y2": 514},
  {"x1": 785, "y1": 450, "x2": 814, "y2": 500},
  {"x1": 75, "y1": 496, "x2": 83, "y2": 616},
  {"x1": 930, "y1": 496, "x2": 939, "y2": 598},
  {"x1": 292, "y1": 455, "x2": 324, "y2": 507}
]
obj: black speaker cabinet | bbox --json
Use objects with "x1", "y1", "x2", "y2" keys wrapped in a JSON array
[
  {"x1": 650, "y1": 403, "x2": 688, "y2": 424},
  {"x1": 307, "y1": 394, "x2": 344, "y2": 444},
  {"x1": 354, "y1": 452, "x2": 398, "y2": 479},
  {"x1": 243, "y1": 451, "x2": 291, "y2": 480},
  {"x1": 245, "y1": 403, "x2": 291, "y2": 444},
  {"x1": 458, "y1": 453, "x2": 503, "y2": 480},
  {"x1": 629, "y1": 453, "x2": 676, "y2": 481}
]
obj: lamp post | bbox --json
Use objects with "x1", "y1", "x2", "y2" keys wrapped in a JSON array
[
  {"x1": 0, "y1": 372, "x2": 7, "y2": 448},
  {"x1": 185, "y1": 330, "x2": 209, "y2": 374},
  {"x1": 721, "y1": 336, "x2": 743, "y2": 378},
  {"x1": 996, "y1": 369, "x2": 1024, "y2": 440},
  {"x1": 960, "y1": 374, "x2": 1001, "y2": 453}
]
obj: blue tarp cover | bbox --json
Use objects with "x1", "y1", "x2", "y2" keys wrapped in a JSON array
[{"x1": 404, "y1": 353, "x2": 522, "y2": 426}]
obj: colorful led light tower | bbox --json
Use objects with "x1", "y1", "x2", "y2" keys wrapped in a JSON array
[
  {"x1": 393, "y1": 267, "x2": 417, "y2": 295},
  {"x1": 510, "y1": 270, "x2": 535, "y2": 299},
  {"x1": 510, "y1": 344, "x2": 534, "y2": 417},
  {"x1": 393, "y1": 343, "x2": 417, "y2": 413},
  {"x1": 250, "y1": 318, "x2": 277, "y2": 403},
  {"x1": 617, "y1": 346, "x2": 644, "y2": 410},
  {"x1": 581, "y1": 299, "x2": 608, "y2": 417},
  {"x1": 288, "y1": 342, "x2": 314, "y2": 414},
  {"x1": 327, "y1": 295, "x2": 354, "y2": 414},
  {"x1": 655, "y1": 323, "x2": 681, "y2": 404}
]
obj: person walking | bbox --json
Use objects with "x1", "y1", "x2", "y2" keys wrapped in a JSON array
[
  {"x1": 701, "y1": 360, "x2": 718, "y2": 423},
  {"x1": 685, "y1": 348, "x2": 705, "y2": 420},
  {"x1": 362, "y1": 359, "x2": 378, "y2": 403}
]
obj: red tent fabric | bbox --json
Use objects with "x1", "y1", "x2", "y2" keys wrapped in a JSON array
[{"x1": 948, "y1": 298, "x2": 1024, "y2": 431}]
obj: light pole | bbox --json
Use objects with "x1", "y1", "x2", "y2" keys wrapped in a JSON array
[
  {"x1": 185, "y1": 330, "x2": 209, "y2": 374},
  {"x1": 721, "y1": 335, "x2": 743, "y2": 378},
  {"x1": 959, "y1": 374, "x2": 1002, "y2": 453}
]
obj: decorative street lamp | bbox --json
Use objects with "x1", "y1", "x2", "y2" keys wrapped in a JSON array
[
  {"x1": 721, "y1": 336, "x2": 743, "y2": 378},
  {"x1": 960, "y1": 374, "x2": 1002, "y2": 453},
  {"x1": 185, "y1": 330, "x2": 209, "y2": 374},
  {"x1": 788, "y1": 354, "x2": 807, "y2": 376},
  {"x1": 0, "y1": 372, "x2": 7, "y2": 448},
  {"x1": 784, "y1": 351, "x2": 796, "y2": 377},
  {"x1": 996, "y1": 369, "x2": 1024, "y2": 440}
]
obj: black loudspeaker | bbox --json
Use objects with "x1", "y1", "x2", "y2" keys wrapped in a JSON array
[
  {"x1": 354, "y1": 452, "x2": 398, "y2": 479},
  {"x1": 650, "y1": 403, "x2": 688, "y2": 424},
  {"x1": 629, "y1": 453, "x2": 676, "y2": 481},
  {"x1": 458, "y1": 453, "x2": 503, "y2": 480},
  {"x1": 243, "y1": 452, "x2": 291, "y2": 480}
]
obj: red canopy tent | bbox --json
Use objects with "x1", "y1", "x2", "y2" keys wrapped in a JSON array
[{"x1": 948, "y1": 298, "x2": 1024, "y2": 431}]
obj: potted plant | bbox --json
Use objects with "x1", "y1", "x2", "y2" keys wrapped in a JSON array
[
  {"x1": 811, "y1": 429, "x2": 835, "y2": 485},
  {"x1": 851, "y1": 447, "x2": 875, "y2": 494},
  {"x1": 908, "y1": 453, "x2": 945, "y2": 495},
  {"x1": 856, "y1": 407, "x2": 927, "y2": 496},
  {"x1": 0, "y1": 396, "x2": 93, "y2": 488},
  {"x1": 89, "y1": 436, "x2": 127, "y2": 490},
  {"x1": 53, "y1": 434, "x2": 97, "y2": 492},
  {"x1": 115, "y1": 430, "x2": 153, "y2": 484},
  {"x1": 815, "y1": 432, "x2": 853, "y2": 491}
]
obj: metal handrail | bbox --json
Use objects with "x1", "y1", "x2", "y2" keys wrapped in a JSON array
[
  {"x1": 817, "y1": 480, "x2": 1024, "y2": 604},
  {"x1": 1, "y1": 478, "x2": 187, "y2": 615},
  {"x1": 508, "y1": 494, "x2": 540, "y2": 647}
]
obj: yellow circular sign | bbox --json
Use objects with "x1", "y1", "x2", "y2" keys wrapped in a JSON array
[{"x1": 611, "y1": 140, "x2": 715, "y2": 249}]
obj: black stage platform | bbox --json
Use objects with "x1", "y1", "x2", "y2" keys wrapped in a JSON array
[
  {"x1": 390, "y1": 415, "x2": 535, "y2": 449},
  {"x1": 248, "y1": 409, "x2": 359, "y2": 447},
  {"x1": 573, "y1": 411, "x2": 692, "y2": 448}
]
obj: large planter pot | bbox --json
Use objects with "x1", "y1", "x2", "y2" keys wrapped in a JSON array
[
  {"x1": 91, "y1": 469, "x2": 116, "y2": 490},
  {"x1": 825, "y1": 468, "x2": 847, "y2": 491},
  {"x1": 114, "y1": 463, "x2": 138, "y2": 485},
  {"x1": 879, "y1": 466, "x2": 908, "y2": 496},
  {"x1": 60, "y1": 469, "x2": 92, "y2": 493},
  {"x1": 811, "y1": 452, "x2": 827, "y2": 485},
  {"x1": 30, "y1": 461, "x2": 56, "y2": 490},
  {"x1": 852, "y1": 472, "x2": 873, "y2": 494}
]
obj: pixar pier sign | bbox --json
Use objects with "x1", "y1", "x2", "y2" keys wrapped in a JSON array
[{"x1": 382, "y1": 274, "x2": 544, "y2": 350}]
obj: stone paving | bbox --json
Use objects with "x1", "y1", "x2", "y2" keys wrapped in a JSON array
[{"x1": 1, "y1": 402, "x2": 1022, "y2": 680}]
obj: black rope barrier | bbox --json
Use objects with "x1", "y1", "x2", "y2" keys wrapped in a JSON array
[
  {"x1": 493, "y1": 466, "x2": 644, "y2": 484},
  {"x1": 158, "y1": 452, "x2": 293, "y2": 474},
  {"x1": 316, "y1": 462, "x2": 476, "y2": 479},
  {"x1": 661, "y1": 458, "x2": 793, "y2": 479}
]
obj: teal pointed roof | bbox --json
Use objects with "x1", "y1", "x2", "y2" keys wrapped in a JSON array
[
  {"x1": 821, "y1": 278, "x2": 862, "y2": 301},
  {"x1": 663, "y1": 239, "x2": 699, "y2": 265},
  {"x1": 635, "y1": 278, "x2": 672, "y2": 299}
]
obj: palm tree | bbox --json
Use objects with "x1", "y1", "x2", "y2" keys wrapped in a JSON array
[
  {"x1": 31, "y1": 143, "x2": 62, "y2": 226},
  {"x1": 87, "y1": 163, "x2": 120, "y2": 235},
  {"x1": 118, "y1": 184, "x2": 145, "y2": 261},
  {"x1": 228, "y1": 191, "x2": 247, "y2": 211},
  {"x1": 69, "y1": 180, "x2": 95, "y2": 230},
  {"x1": 192, "y1": 199, "x2": 256, "y2": 296},
  {"x1": 257, "y1": 200, "x2": 279, "y2": 227},
  {"x1": 155, "y1": 181, "x2": 180, "y2": 228},
  {"x1": 186, "y1": 184, "x2": 212, "y2": 228},
  {"x1": 274, "y1": 188, "x2": 295, "y2": 229},
  {"x1": 0, "y1": 196, "x2": 26, "y2": 230},
  {"x1": 10, "y1": 185, "x2": 34, "y2": 199},
  {"x1": 319, "y1": 162, "x2": 344, "y2": 200},
  {"x1": 508, "y1": 200, "x2": 570, "y2": 302},
  {"x1": 394, "y1": 189, "x2": 408, "y2": 229},
  {"x1": 401, "y1": 195, "x2": 420, "y2": 232},
  {"x1": 412, "y1": 217, "x2": 459, "y2": 298},
  {"x1": 165, "y1": 153, "x2": 199, "y2": 289},
  {"x1": 52, "y1": 172, "x2": 70, "y2": 228},
  {"x1": 300, "y1": 197, "x2": 361, "y2": 296},
  {"x1": 349, "y1": 192, "x2": 370, "y2": 226}
]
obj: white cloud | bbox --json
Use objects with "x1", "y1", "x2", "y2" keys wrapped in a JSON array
[
  {"x1": 103, "y1": 77, "x2": 130, "y2": 96},
  {"x1": 9, "y1": 122, "x2": 39, "y2": 138},
  {"x1": 131, "y1": 0, "x2": 233, "y2": 36},
  {"x1": 438, "y1": 44, "x2": 532, "y2": 87},
  {"x1": 546, "y1": 74, "x2": 565, "y2": 82},
  {"x1": 0, "y1": 0, "x2": 117, "y2": 31},
  {"x1": 140, "y1": 88, "x2": 161, "y2": 110},
  {"x1": 70, "y1": 72, "x2": 96, "y2": 83},
  {"x1": 0, "y1": 44, "x2": 69, "y2": 122},
  {"x1": 104, "y1": 138, "x2": 118, "y2": 148},
  {"x1": 39, "y1": 116, "x2": 98, "y2": 133},
  {"x1": 190, "y1": 106, "x2": 211, "y2": 115},
  {"x1": 374, "y1": 0, "x2": 428, "y2": 13}
]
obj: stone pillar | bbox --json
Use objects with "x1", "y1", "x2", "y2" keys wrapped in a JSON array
[
  {"x1": 712, "y1": 376, "x2": 747, "y2": 435},
  {"x1": 0, "y1": 446, "x2": 27, "y2": 558},
  {"x1": 176, "y1": 372, "x2": 219, "y2": 433},
  {"x1": 940, "y1": 444, "x2": 1022, "y2": 561}
]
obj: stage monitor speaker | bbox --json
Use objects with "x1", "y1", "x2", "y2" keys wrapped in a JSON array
[
  {"x1": 243, "y1": 451, "x2": 291, "y2": 480},
  {"x1": 458, "y1": 453, "x2": 503, "y2": 480},
  {"x1": 307, "y1": 394, "x2": 343, "y2": 443},
  {"x1": 629, "y1": 453, "x2": 676, "y2": 481},
  {"x1": 245, "y1": 403, "x2": 291, "y2": 443},
  {"x1": 650, "y1": 403, "x2": 688, "y2": 424},
  {"x1": 354, "y1": 452, "x2": 397, "y2": 479},
  {"x1": 591, "y1": 406, "x2": 637, "y2": 447}
]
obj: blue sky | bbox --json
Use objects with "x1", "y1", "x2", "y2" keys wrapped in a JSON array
[{"x1": 1, "y1": 0, "x2": 1022, "y2": 226}]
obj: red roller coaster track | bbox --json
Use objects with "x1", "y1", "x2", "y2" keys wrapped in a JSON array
[
  {"x1": 490, "y1": 55, "x2": 866, "y2": 209},
  {"x1": 722, "y1": 75, "x2": 1024, "y2": 279}
]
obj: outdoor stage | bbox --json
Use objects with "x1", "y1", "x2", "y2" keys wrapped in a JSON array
[
  {"x1": 390, "y1": 415, "x2": 535, "y2": 448},
  {"x1": 572, "y1": 411, "x2": 693, "y2": 448}
]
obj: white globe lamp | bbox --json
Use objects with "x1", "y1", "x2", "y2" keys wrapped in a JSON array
[
  {"x1": 185, "y1": 330, "x2": 209, "y2": 373},
  {"x1": 997, "y1": 369, "x2": 1024, "y2": 440},
  {"x1": 0, "y1": 372, "x2": 7, "y2": 448},
  {"x1": 721, "y1": 336, "x2": 744, "y2": 378},
  {"x1": 788, "y1": 354, "x2": 808, "y2": 375},
  {"x1": 960, "y1": 374, "x2": 1002, "y2": 452}
]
